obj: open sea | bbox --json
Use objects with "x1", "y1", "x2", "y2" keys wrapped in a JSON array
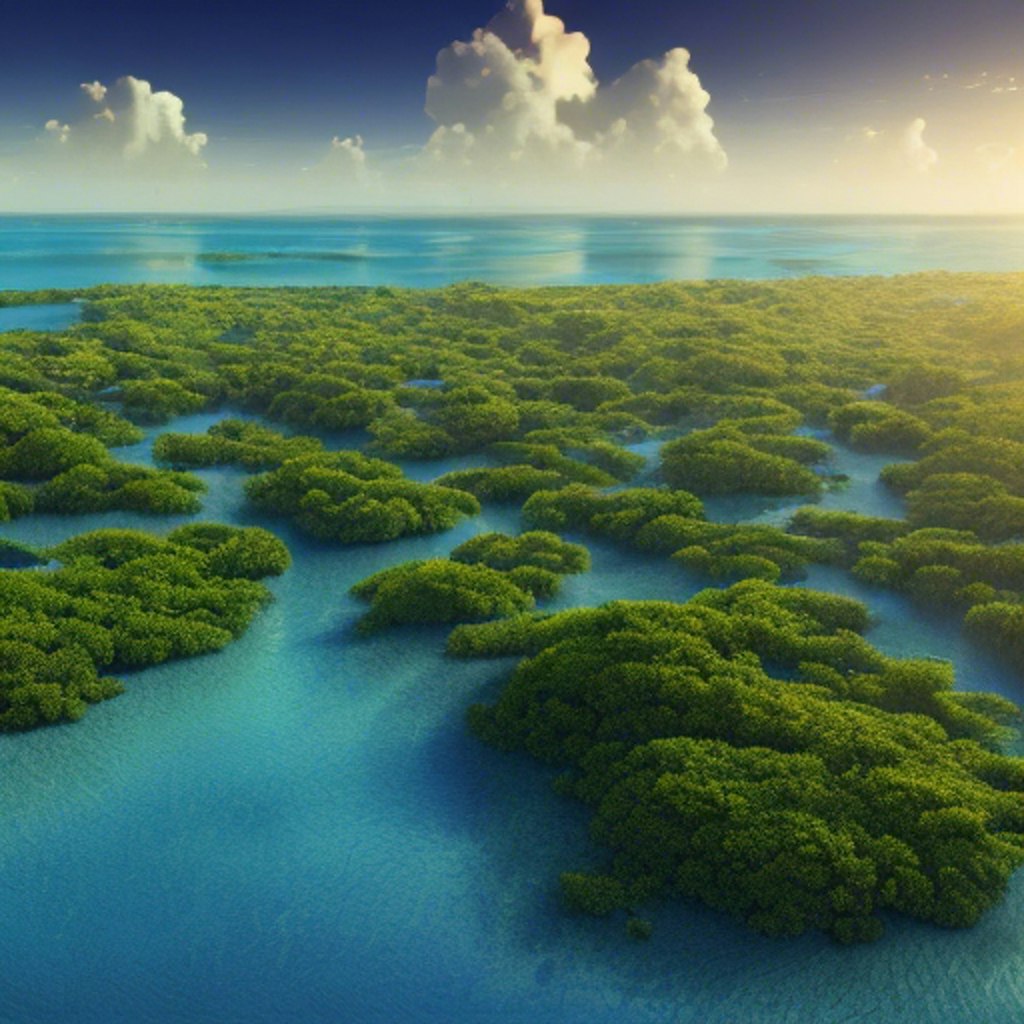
[
  {"x1": 0, "y1": 214, "x2": 1022, "y2": 290},
  {"x1": 1, "y1": 216, "x2": 1023, "y2": 1024}
]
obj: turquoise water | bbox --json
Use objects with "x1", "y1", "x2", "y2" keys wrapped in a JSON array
[
  {"x1": 2, "y1": 218, "x2": 1024, "y2": 1022},
  {"x1": 1, "y1": 412, "x2": 1023, "y2": 1024},
  {"x1": 0, "y1": 215, "x2": 1022, "y2": 289},
  {"x1": 0, "y1": 302, "x2": 81, "y2": 331}
]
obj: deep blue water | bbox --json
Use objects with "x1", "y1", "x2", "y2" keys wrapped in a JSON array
[
  {"x1": 1, "y1": 411, "x2": 1023, "y2": 1024},
  {"x1": 0, "y1": 215, "x2": 1022, "y2": 289}
]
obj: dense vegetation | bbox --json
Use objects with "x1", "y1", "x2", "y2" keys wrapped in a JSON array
[
  {"x1": 0, "y1": 525, "x2": 289, "y2": 730},
  {"x1": 245, "y1": 452, "x2": 480, "y2": 543},
  {"x1": 0, "y1": 385, "x2": 206, "y2": 515},
  {"x1": 350, "y1": 531, "x2": 590, "y2": 631},
  {"x1": 154, "y1": 418, "x2": 325, "y2": 470},
  {"x1": 452, "y1": 583, "x2": 1024, "y2": 943},
  {"x1": 523, "y1": 484, "x2": 840, "y2": 582},
  {"x1": 3, "y1": 273, "x2": 1024, "y2": 943},
  {"x1": 660, "y1": 425, "x2": 827, "y2": 496}
]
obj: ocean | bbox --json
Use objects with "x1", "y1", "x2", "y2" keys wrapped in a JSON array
[{"x1": 0, "y1": 214, "x2": 1022, "y2": 290}]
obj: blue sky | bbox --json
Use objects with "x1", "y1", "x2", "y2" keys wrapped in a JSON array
[{"x1": 1, "y1": 0, "x2": 1022, "y2": 211}]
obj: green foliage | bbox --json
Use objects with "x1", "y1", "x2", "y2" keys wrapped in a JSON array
[
  {"x1": 852, "y1": 529, "x2": 1024, "y2": 606},
  {"x1": 450, "y1": 531, "x2": 591, "y2": 575},
  {"x1": 35, "y1": 462, "x2": 206, "y2": 515},
  {"x1": 965, "y1": 603, "x2": 1024, "y2": 669},
  {"x1": 659, "y1": 519, "x2": 840, "y2": 582},
  {"x1": 7, "y1": 276, "x2": 1024, "y2": 945},
  {"x1": 882, "y1": 434, "x2": 1024, "y2": 495},
  {"x1": 788, "y1": 508, "x2": 908, "y2": 547},
  {"x1": 523, "y1": 485, "x2": 704, "y2": 541},
  {"x1": 830, "y1": 402, "x2": 933, "y2": 454},
  {"x1": 550, "y1": 376, "x2": 632, "y2": 412},
  {"x1": 352, "y1": 531, "x2": 591, "y2": 631},
  {"x1": 0, "y1": 387, "x2": 141, "y2": 447},
  {"x1": 434, "y1": 386, "x2": 521, "y2": 450},
  {"x1": 118, "y1": 378, "x2": 209, "y2": 423},
  {"x1": 488, "y1": 442, "x2": 617, "y2": 486},
  {"x1": 350, "y1": 559, "x2": 535, "y2": 633},
  {"x1": 168, "y1": 523, "x2": 292, "y2": 579},
  {"x1": 368, "y1": 409, "x2": 455, "y2": 459},
  {"x1": 0, "y1": 481, "x2": 34, "y2": 521},
  {"x1": 268, "y1": 384, "x2": 394, "y2": 430},
  {"x1": 0, "y1": 428, "x2": 109, "y2": 480},
  {"x1": 905, "y1": 473, "x2": 1024, "y2": 541},
  {"x1": 154, "y1": 419, "x2": 324, "y2": 470},
  {"x1": 661, "y1": 428, "x2": 824, "y2": 497},
  {"x1": 0, "y1": 525, "x2": 289, "y2": 731},
  {"x1": 521, "y1": 486, "x2": 835, "y2": 583},
  {"x1": 433, "y1": 466, "x2": 572, "y2": 502},
  {"x1": 245, "y1": 452, "x2": 480, "y2": 543},
  {"x1": 458, "y1": 585, "x2": 1024, "y2": 942}
]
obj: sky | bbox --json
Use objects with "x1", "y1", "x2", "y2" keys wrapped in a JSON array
[{"x1": 0, "y1": 0, "x2": 1022, "y2": 213}]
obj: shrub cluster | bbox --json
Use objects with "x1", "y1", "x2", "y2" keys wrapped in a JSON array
[
  {"x1": 154, "y1": 418, "x2": 325, "y2": 470},
  {"x1": 0, "y1": 525, "x2": 289, "y2": 731},
  {"x1": 660, "y1": 426, "x2": 825, "y2": 497},
  {"x1": 245, "y1": 453, "x2": 480, "y2": 543},
  {"x1": 350, "y1": 531, "x2": 590, "y2": 632},
  {"x1": 452, "y1": 583, "x2": 1023, "y2": 943}
]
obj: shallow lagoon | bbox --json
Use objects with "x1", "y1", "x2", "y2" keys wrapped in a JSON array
[
  {"x1": 1, "y1": 413, "x2": 1023, "y2": 1023},
  {"x1": 0, "y1": 301, "x2": 81, "y2": 332}
]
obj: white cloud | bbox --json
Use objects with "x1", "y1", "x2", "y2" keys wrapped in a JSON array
[
  {"x1": 44, "y1": 119, "x2": 70, "y2": 144},
  {"x1": 328, "y1": 134, "x2": 367, "y2": 168},
  {"x1": 902, "y1": 117, "x2": 938, "y2": 173},
  {"x1": 420, "y1": 0, "x2": 725, "y2": 194},
  {"x1": 424, "y1": 1, "x2": 594, "y2": 169},
  {"x1": 80, "y1": 81, "x2": 107, "y2": 103},
  {"x1": 307, "y1": 133, "x2": 372, "y2": 184},
  {"x1": 566, "y1": 48, "x2": 727, "y2": 170},
  {"x1": 44, "y1": 75, "x2": 207, "y2": 172}
]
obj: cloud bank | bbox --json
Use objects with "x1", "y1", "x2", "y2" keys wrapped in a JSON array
[
  {"x1": 417, "y1": 0, "x2": 725, "y2": 201},
  {"x1": 1, "y1": 1, "x2": 1021, "y2": 214},
  {"x1": 46, "y1": 76, "x2": 208, "y2": 171},
  {"x1": 0, "y1": 75, "x2": 209, "y2": 210}
]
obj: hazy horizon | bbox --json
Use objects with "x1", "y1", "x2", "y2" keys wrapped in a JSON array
[{"x1": 2, "y1": 0, "x2": 1022, "y2": 216}]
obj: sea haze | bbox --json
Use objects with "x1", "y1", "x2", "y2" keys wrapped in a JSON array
[{"x1": 0, "y1": 215, "x2": 1022, "y2": 290}]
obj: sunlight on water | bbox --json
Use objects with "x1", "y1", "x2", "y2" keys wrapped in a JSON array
[{"x1": 0, "y1": 215, "x2": 1022, "y2": 290}]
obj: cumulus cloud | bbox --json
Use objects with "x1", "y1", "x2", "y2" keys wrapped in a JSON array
[
  {"x1": 902, "y1": 117, "x2": 938, "y2": 173},
  {"x1": 843, "y1": 115, "x2": 939, "y2": 179},
  {"x1": 327, "y1": 134, "x2": 367, "y2": 170},
  {"x1": 44, "y1": 119, "x2": 70, "y2": 144},
  {"x1": 80, "y1": 81, "x2": 107, "y2": 103},
  {"x1": 43, "y1": 75, "x2": 207, "y2": 172},
  {"x1": 419, "y1": 0, "x2": 725, "y2": 196},
  {"x1": 304, "y1": 133, "x2": 374, "y2": 189},
  {"x1": 424, "y1": 0, "x2": 594, "y2": 169}
]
